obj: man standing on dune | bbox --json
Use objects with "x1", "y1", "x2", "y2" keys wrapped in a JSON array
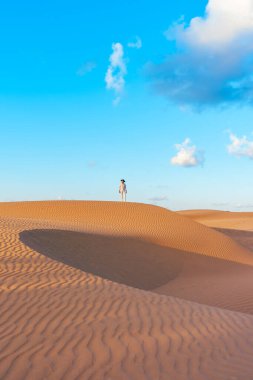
[{"x1": 119, "y1": 179, "x2": 127, "y2": 202}]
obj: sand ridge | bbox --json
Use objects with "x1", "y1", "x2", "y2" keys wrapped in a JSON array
[
  {"x1": 178, "y1": 209, "x2": 253, "y2": 230},
  {"x1": 155, "y1": 209, "x2": 253, "y2": 313},
  {"x1": 1, "y1": 201, "x2": 253, "y2": 379},
  {"x1": 0, "y1": 200, "x2": 252, "y2": 264}
]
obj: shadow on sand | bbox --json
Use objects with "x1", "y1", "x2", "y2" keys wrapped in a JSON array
[
  {"x1": 214, "y1": 228, "x2": 253, "y2": 252},
  {"x1": 20, "y1": 229, "x2": 185, "y2": 290}
]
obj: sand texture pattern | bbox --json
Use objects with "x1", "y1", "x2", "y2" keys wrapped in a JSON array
[
  {"x1": 1, "y1": 201, "x2": 253, "y2": 380},
  {"x1": 178, "y1": 209, "x2": 253, "y2": 231}
]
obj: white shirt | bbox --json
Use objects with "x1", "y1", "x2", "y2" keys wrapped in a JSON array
[{"x1": 119, "y1": 182, "x2": 127, "y2": 193}]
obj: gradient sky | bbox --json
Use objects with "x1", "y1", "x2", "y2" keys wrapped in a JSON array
[{"x1": 1, "y1": 0, "x2": 253, "y2": 211}]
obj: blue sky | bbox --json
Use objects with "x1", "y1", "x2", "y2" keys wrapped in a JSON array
[{"x1": 1, "y1": 0, "x2": 253, "y2": 210}]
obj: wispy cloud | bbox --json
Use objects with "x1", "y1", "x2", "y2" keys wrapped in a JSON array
[
  {"x1": 148, "y1": 196, "x2": 168, "y2": 202},
  {"x1": 105, "y1": 42, "x2": 127, "y2": 105},
  {"x1": 128, "y1": 36, "x2": 142, "y2": 49},
  {"x1": 212, "y1": 202, "x2": 230, "y2": 207},
  {"x1": 227, "y1": 133, "x2": 253, "y2": 158},
  {"x1": 87, "y1": 160, "x2": 98, "y2": 168},
  {"x1": 77, "y1": 61, "x2": 97, "y2": 76},
  {"x1": 147, "y1": 0, "x2": 253, "y2": 108},
  {"x1": 171, "y1": 138, "x2": 204, "y2": 167},
  {"x1": 235, "y1": 203, "x2": 253, "y2": 209}
]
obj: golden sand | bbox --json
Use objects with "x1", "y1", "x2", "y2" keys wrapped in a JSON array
[{"x1": 1, "y1": 201, "x2": 253, "y2": 379}]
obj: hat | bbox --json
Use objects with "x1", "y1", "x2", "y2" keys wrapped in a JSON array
[{"x1": 121, "y1": 179, "x2": 125, "y2": 182}]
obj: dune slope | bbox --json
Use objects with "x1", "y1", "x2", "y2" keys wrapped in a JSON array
[
  {"x1": 1, "y1": 200, "x2": 252, "y2": 263},
  {"x1": 178, "y1": 209, "x2": 253, "y2": 231}
]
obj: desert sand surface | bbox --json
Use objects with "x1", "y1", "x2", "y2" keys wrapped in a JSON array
[
  {"x1": 178, "y1": 209, "x2": 253, "y2": 251},
  {"x1": 156, "y1": 209, "x2": 253, "y2": 314},
  {"x1": 178, "y1": 209, "x2": 253, "y2": 231},
  {"x1": 1, "y1": 201, "x2": 253, "y2": 379}
]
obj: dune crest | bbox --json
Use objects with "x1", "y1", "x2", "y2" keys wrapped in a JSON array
[
  {"x1": 1, "y1": 201, "x2": 252, "y2": 264},
  {"x1": 178, "y1": 209, "x2": 253, "y2": 231}
]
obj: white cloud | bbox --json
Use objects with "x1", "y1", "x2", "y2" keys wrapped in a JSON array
[
  {"x1": 170, "y1": 0, "x2": 253, "y2": 49},
  {"x1": 171, "y1": 138, "x2": 204, "y2": 167},
  {"x1": 128, "y1": 36, "x2": 142, "y2": 49},
  {"x1": 77, "y1": 61, "x2": 97, "y2": 76},
  {"x1": 227, "y1": 133, "x2": 253, "y2": 158},
  {"x1": 105, "y1": 43, "x2": 127, "y2": 104}
]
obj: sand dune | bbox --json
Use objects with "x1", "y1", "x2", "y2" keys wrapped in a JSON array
[
  {"x1": 215, "y1": 228, "x2": 253, "y2": 251},
  {"x1": 155, "y1": 209, "x2": 253, "y2": 313},
  {"x1": 19, "y1": 229, "x2": 184, "y2": 290},
  {"x1": 177, "y1": 209, "x2": 253, "y2": 253},
  {"x1": 178, "y1": 209, "x2": 253, "y2": 230},
  {"x1": 1, "y1": 201, "x2": 252, "y2": 263},
  {"x1": 1, "y1": 201, "x2": 253, "y2": 379}
]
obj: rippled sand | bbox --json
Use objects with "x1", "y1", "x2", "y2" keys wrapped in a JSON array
[{"x1": 1, "y1": 201, "x2": 253, "y2": 379}]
